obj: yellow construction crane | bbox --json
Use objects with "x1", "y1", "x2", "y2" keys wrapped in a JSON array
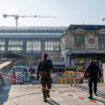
[{"x1": 3, "y1": 14, "x2": 55, "y2": 26}]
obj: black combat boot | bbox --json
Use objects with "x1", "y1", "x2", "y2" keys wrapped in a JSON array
[
  {"x1": 44, "y1": 97, "x2": 47, "y2": 102},
  {"x1": 47, "y1": 93, "x2": 50, "y2": 98},
  {"x1": 94, "y1": 93, "x2": 98, "y2": 96},
  {"x1": 47, "y1": 90, "x2": 50, "y2": 98},
  {"x1": 88, "y1": 95, "x2": 93, "y2": 99}
]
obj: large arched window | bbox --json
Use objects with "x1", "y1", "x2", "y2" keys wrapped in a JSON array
[
  {"x1": 98, "y1": 34, "x2": 105, "y2": 48},
  {"x1": 74, "y1": 34, "x2": 84, "y2": 48}
]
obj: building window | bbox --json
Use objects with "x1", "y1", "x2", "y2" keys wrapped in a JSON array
[
  {"x1": 53, "y1": 41, "x2": 59, "y2": 51},
  {"x1": 26, "y1": 40, "x2": 41, "y2": 53},
  {"x1": 45, "y1": 40, "x2": 59, "y2": 51},
  {"x1": 98, "y1": 34, "x2": 105, "y2": 48},
  {"x1": 74, "y1": 34, "x2": 84, "y2": 48},
  {"x1": 8, "y1": 40, "x2": 23, "y2": 52},
  {"x1": 0, "y1": 47, "x2": 5, "y2": 51},
  {"x1": 45, "y1": 41, "x2": 53, "y2": 51},
  {"x1": 0, "y1": 40, "x2": 5, "y2": 52}
]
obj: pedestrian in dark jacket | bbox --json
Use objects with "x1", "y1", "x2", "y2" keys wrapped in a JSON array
[
  {"x1": 37, "y1": 53, "x2": 54, "y2": 102},
  {"x1": 84, "y1": 60, "x2": 101, "y2": 99}
]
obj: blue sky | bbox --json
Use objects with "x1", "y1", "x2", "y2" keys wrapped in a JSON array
[{"x1": 0, "y1": 0, "x2": 105, "y2": 26}]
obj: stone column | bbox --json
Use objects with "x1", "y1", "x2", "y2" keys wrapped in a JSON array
[
  {"x1": 64, "y1": 53, "x2": 67, "y2": 66},
  {"x1": 23, "y1": 39, "x2": 26, "y2": 54},
  {"x1": 67, "y1": 55, "x2": 70, "y2": 66},
  {"x1": 102, "y1": 63, "x2": 105, "y2": 83},
  {"x1": 64, "y1": 48, "x2": 71, "y2": 67},
  {"x1": 41, "y1": 38, "x2": 45, "y2": 60},
  {"x1": 5, "y1": 39, "x2": 8, "y2": 52},
  {"x1": 71, "y1": 58, "x2": 74, "y2": 66},
  {"x1": 103, "y1": 70, "x2": 105, "y2": 83}
]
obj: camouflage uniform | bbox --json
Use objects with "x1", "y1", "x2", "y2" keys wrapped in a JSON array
[{"x1": 37, "y1": 60, "x2": 54, "y2": 99}]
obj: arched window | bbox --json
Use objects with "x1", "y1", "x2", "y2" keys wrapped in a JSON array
[
  {"x1": 98, "y1": 34, "x2": 105, "y2": 48},
  {"x1": 74, "y1": 34, "x2": 84, "y2": 48}
]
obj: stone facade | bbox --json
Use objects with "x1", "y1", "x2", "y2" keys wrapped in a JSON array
[{"x1": 60, "y1": 25, "x2": 105, "y2": 70}]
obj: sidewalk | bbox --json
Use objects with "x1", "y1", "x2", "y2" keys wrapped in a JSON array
[{"x1": 3, "y1": 83, "x2": 105, "y2": 105}]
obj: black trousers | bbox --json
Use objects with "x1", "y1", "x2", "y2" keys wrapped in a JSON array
[
  {"x1": 89, "y1": 78, "x2": 97, "y2": 96},
  {"x1": 41, "y1": 76, "x2": 52, "y2": 99}
]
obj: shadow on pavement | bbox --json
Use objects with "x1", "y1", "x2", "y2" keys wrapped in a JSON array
[
  {"x1": 50, "y1": 99, "x2": 60, "y2": 105},
  {"x1": 77, "y1": 85, "x2": 105, "y2": 98},
  {"x1": 62, "y1": 90, "x2": 84, "y2": 92},
  {"x1": 8, "y1": 92, "x2": 41, "y2": 100},
  {"x1": 97, "y1": 92, "x2": 105, "y2": 98},
  {"x1": 90, "y1": 98, "x2": 105, "y2": 104},
  {"x1": 0, "y1": 86, "x2": 11, "y2": 105},
  {"x1": 45, "y1": 99, "x2": 60, "y2": 105}
]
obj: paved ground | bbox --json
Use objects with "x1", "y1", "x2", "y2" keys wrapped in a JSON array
[
  {"x1": 1, "y1": 83, "x2": 105, "y2": 105},
  {"x1": 0, "y1": 86, "x2": 11, "y2": 105},
  {"x1": 0, "y1": 61, "x2": 104, "y2": 105}
]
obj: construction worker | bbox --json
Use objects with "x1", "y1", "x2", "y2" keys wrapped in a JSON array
[
  {"x1": 84, "y1": 60, "x2": 101, "y2": 99},
  {"x1": 37, "y1": 53, "x2": 54, "y2": 102}
]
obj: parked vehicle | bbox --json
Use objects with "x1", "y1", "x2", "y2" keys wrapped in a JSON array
[{"x1": 12, "y1": 66, "x2": 31, "y2": 84}]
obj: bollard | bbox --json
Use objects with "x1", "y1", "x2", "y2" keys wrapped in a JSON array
[
  {"x1": 57, "y1": 80, "x2": 60, "y2": 84},
  {"x1": 65, "y1": 72, "x2": 68, "y2": 84},
  {"x1": 74, "y1": 72, "x2": 76, "y2": 87},
  {"x1": 67, "y1": 71, "x2": 69, "y2": 84},
  {"x1": 65, "y1": 76, "x2": 68, "y2": 84},
  {"x1": 60, "y1": 77, "x2": 64, "y2": 84},
  {"x1": 69, "y1": 72, "x2": 72, "y2": 87}
]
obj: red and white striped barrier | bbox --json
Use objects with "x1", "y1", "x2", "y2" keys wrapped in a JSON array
[
  {"x1": 76, "y1": 72, "x2": 84, "y2": 74},
  {"x1": 0, "y1": 71, "x2": 84, "y2": 77},
  {"x1": 0, "y1": 71, "x2": 64, "y2": 77}
]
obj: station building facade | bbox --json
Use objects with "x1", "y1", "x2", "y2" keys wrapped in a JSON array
[
  {"x1": 0, "y1": 26, "x2": 67, "y2": 62},
  {"x1": 60, "y1": 24, "x2": 105, "y2": 70}
]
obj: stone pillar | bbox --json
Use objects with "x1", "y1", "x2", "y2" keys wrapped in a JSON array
[
  {"x1": 23, "y1": 40, "x2": 26, "y2": 54},
  {"x1": 5, "y1": 39, "x2": 8, "y2": 52},
  {"x1": 67, "y1": 55, "x2": 70, "y2": 66},
  {"x1": 41, "y1": 39, "x2": 45, "y2": 60},
  {"x1": 71, "y1": 58, "x2": 74, "y2": 66},
  {"x1": 64, "y1": 53, "x2": 67, "y2": 66},
  {"x1": 103, "y1": 70, "x2": 105, "y2": 83},
  {"x1": 102, "y1": 63, "x2": 105, "y2": 83},
  {"x1": 64, "y1": 48, "x2": 71, "y2": 67}
]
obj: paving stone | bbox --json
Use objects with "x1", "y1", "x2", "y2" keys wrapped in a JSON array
[{"x1": 3, "y1": 83, "x2": 105, "y2": 105}]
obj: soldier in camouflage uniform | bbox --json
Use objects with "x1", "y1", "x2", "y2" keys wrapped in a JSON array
[{"x1": 37, "y1": 53, "x2": 54, "y2": 102}]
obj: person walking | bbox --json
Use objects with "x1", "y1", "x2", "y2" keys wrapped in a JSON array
[
  {"x1": 37, "y1": 53, "x2": 54, "y2": 102},
  {"x1": 84, "y1": 60, "x2": 102, "y2": 99}
]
